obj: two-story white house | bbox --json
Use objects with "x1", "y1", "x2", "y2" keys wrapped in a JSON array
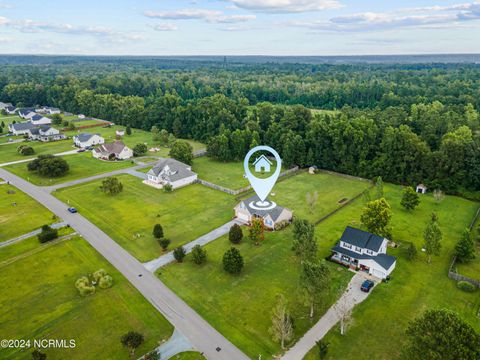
[
  {"x1": 18, "y1": 108, "x2": 36, "y2": 119},
  {"x1": 73, "y1": 133, "x2": 105, "y2": 148},
  {"x1": 8, "y1": 121, "x2": 36, "y2": 135},
  {"x1": 144, "y1": 158, "x2": 197, "y2": 189},
  {"x1": 331, "y1": 226, "x2": 396, "y2": 279},
  {"x1": 5, "y1": 105, "x2": 17, "y2": 115},
  {"x1": 30, "y1": 114, "x2": 52, "y2": 126}
]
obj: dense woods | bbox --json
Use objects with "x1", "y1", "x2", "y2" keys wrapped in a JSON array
[{"x1": 1, "y1": 57, "x2": 479, "y2": 194}]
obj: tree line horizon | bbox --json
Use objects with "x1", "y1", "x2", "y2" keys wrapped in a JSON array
[{"x1": 1, "y1": 59, "x2": 479, "y2": 195}]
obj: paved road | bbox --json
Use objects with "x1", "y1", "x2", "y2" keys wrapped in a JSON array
[
  {"x1": 144, "y1": 219, "x2": 244, "y2": 272},
  {"x1": 0, "y1": 221, "x2": 67, "y2": 246},
  {"x1": 281, "y1": 273, "x2": 375, "y2": 360},
  {"x1": 0, "y1": 168, "x2": 249, "y2": 360}
]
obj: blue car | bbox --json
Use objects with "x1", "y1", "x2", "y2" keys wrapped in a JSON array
[
  {"x1": 361, "y1": 280, "x2": 374, "y2": 292},
  {"x1": 68, "y1": 207, "x2": 78, "y2": 213}
]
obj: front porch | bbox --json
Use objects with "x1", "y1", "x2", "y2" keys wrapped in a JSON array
[{"x1": 330, "y1": 252, "x2": 371, "y2": 275}]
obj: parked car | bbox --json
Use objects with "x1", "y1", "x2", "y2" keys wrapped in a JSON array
[
  {"x1": 77, "y1": 148, "x2": 86, "y2": 153},
  {"x1": 67, "y1": 207, "x2": 78, "y2": 213},
  {"x1": 360, "y1": 280, "x2": 374, "y2": 292}
]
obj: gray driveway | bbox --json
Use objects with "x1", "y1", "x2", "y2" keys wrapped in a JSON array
[
  {"x1": 141, "y1": 328, "x2": 194, "y2": 360},
  {"x1": 144, "y1": 219, "x2": 244, "y2": 272},
  {"x1": 0, "y1": 168, "x2": 249, "y2": 360},
  {"x1": 0, "y1": 221, "x2": 68, "y2": 247},
  {"x1": 281, "y1": 272, "x2": 376, "y2": 360}
]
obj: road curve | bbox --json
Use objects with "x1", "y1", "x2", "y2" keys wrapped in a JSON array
[{"x1": 0, "y1": 168, "x2": 250, "y2": 360}]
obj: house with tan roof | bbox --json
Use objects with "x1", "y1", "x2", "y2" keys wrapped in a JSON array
[
  {"x1": 93, "y1": 141, "x2": 133, "y2": 160},
  {"x1": 234, "y1": 195, "x2": 293, "y2": 230}
]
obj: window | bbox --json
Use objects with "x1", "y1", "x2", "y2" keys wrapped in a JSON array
[
  {"x1": 342, "y1": 242, "x2": 352, "y2": 250},
  {"x1": 355, "y1": 247, "x2": 362, "y2": 252}
]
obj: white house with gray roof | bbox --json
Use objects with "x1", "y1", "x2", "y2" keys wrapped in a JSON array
[
  {"x1": 331, "y1": 226, "x2": 396, "y2": 279},
  {"x1": 27, "y1": 125, "x2": 65, "y2": 142},
  {"x1": 73, "y1": 133, "x2": 105, "y2": 148},
  {"x1": 234, "y1": 195, "x2": 293, "y2": 230},
  {"x1": 144, "y1": 158, "x2": 198, "y2": 189},
  {"x1": 5, "y1": 105, "x2": 17, "y2": 114},
  {"x1": 8, "y1": 121, "x2": 36, "y2": 135},
  {"x1": 30, "y1": 114, "x2": 51, "y2": 125}
]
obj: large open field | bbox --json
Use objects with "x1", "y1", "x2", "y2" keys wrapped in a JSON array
[
  {"x1": 54, "y1": 175, "x2": 237, "y2": 262},
  {"x1": 0, "y1": 236, "x2": 173, "y2": 359},
  {"x1": 303, "y1": 184, "x2": 480, "y2": 360},
  {"x1": 160, "y1": 229, "x2": 353, "y2": 358},
  {"x1": 5, "y1": 152, "x2": 135, "y2": 186},
  {"x1": 0, "y1": 183, "x2": 54, "y2": 241},
  {"x1": 0, "y1": 139, "x2": 74, "y2": 164},
  {"x1": 192, "y1": 157, "x2": 249, "y2": 190}
]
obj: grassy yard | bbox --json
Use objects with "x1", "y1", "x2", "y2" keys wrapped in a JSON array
[
  {"x1": 0, "y1": 139, "x2": 74, "y2": 164},
  {"x1": 54, "y1": 175, "x2": 236, "y2": 262},
  {"x1": 192, "y1": 157, "x2": 249, "y2": 190},
  {"x1": 174, "y1": 352, "x2": 206, "y2": 360},
  {"x1": 241, "y1": 171, "x2": 371, "y2": 223},
  {"x1": 0, "y1": 183, "x2": 55, "y2": 241},
  {"x1": 159, "y1": 229, "x2": 353, "y2": 359},
  {"x1": 5, "y1": 152, "x2": 135, "y2": 186},
  {"x1": 0, "y1": 236, "x2": 173, "y2": 360},
  {"x1": 303, "y1": 184, "x2": 480, "y2": 360}
]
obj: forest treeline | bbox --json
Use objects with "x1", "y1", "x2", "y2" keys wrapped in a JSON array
[{"x1": 0, "y1": 59, "x2": 479, "y2": 194}]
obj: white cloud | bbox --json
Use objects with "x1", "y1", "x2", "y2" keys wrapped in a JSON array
[
  {"x1": 295, "y1": 1, "x2": 480, "y2": 32},
  {"x1": 0, "y1": 36, "x2": 12, "y2": 43},
  {"x1": 226, "y1": 0, "x2": 342, "y2": 13},
  {"x1": 0, "y1": 3, "x2": 12, "y2": 9},
  {"x1": 151, "y1": 23, "x2": 178, "y2": 31},
  {"x1": 144, "y1": 8, "x2": 256, "y2": 23},
  {"x1": 0, "y1": 16, "x2": 9, "y2": 26}
]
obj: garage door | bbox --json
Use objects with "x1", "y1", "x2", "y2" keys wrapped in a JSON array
[
  {"x1": 372, "y1": 268, "x2": 385, "y2": 279},
  {"x1": 237, "y1": 213, "x2": 250, "y2": 222}
]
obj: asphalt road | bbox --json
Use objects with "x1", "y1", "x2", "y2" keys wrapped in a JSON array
[{"x1": 0, "y1": 168, "x2": 249, "y2": 360}]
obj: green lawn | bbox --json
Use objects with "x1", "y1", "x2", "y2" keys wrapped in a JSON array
[
  {"x1": 5, "y1": 152, "x2": 135, "y2": 186},
  {"x1": 192, "y1": 157, "x2": 249, "y2": 190},
  {"x1": 0, "y1": 183, "x2": 55, "y2": 241},
  {"x1": 54, "y1": 175, "x2": 236, "y2": 262},
  {"x1": 0, "y1": 236, "x2": 173, "y2": 360},
  {"x1": 174, "y1": 352, "x2": 206, "y2": 360},
  {"x1": 159, "y1": 229, "x2": 353, "y2": 359},
  {"x1": 247, "y1": 171, "x2": 371, "y2": 223},
  {"x1": 0, "y1": 139, "x2": 74, "y2": 164},
  {"x1": 455, "y1": 243, "x2": 480, "y2": 280},
  {"x1": 303, "y1": 184, "x2": 480, "y2": 360}
]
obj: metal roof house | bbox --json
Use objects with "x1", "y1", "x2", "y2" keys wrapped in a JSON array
[
  {"x1": 144, "y1": 158, "x2": 198, "y2": 190},
  {"x1": 234, "y1": 194, "x2": 293, "y2": 230},
  {"x1": 331, "y1": 226, "x2": 396, "y2": 279}
]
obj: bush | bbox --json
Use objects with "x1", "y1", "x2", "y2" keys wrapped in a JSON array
[
  {"x1": 133, "y1": 143, "x2": 147, "y2": 157},
  {"x1": 163, "y1": 183, "x2": 173, "y2": 193},
  {"x1": 93, "y1": 269, "x2": 108, "y2": 283},
  {"x1": 99, "y1": 275, "x2": 114, "y2": 289},
  {"x1": 407, "y1": 243, "x2": 417, "y2": 261},
  {"x1": 191, "y1": 245, "x2": 207, "y2": 265},
  {"x1": 223, "y1": 247, "x2": 244, "y2": 274},
  {"x1": 37, "y1": 224, "x2": 58, "y2": 243},
  {"x1": 457, "y1": 281, "x2": 477, "y2": 292},
  {"x1": 75, "y1": 276, "x2": 96, "y2": 296},
  {"x1": 17, "y1": 145, "x2": 35, "y2": 155},
  {"x1": 28, "y1": 154, "x2": 69, "y2": 177},
  {"x1": 158, "y1": 238, "x2": 171, "y2": 251},
  {"x1": 229, "y1": 223, "x2": 243, "y2": 244},
  {"x1": 173, "y1": 246, "x2": 186, "y2": 262},
  {"x1": 153, "y1": 224, "x2": 164, "y2": 239}
]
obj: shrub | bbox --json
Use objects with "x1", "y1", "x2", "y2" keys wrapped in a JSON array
[
  {"x1": 223, "y1": 247, "x2": 244, "y2": 274},
  {"x1": 153, "y1": 224, "x2": 164, "y2": 239},
  {"x1": 191, "y1": 245, "x2": 207, "y2": 265},
  {"x1": 158, "y1": 238, "x2": 171, "y2": 251},
  {"x1": 229, "y1": 223, "x2": 243, "y2": 244},
  {"x1": 133, "y1": 143, "x2": 147, "y2": 157},
  {"x1": 93, "y1": 269, "x2": 108, "y2": 283},
  {"x1": 173, "y1": 246, "x2": 186, "y2": 262},
  {"x1": 27, "y1": 155, "x2": 69, "y2": 177},
  {"x1": 17, "y1": 145, "x2": 35, "y2": 155},
  {"x1": 163, "y1": 183, "x2": 173, "y2": 193},
  {"x1": 407, "y1": 243, "x2": 417, "y2": 261},
  {"x1": 75, "y1": 276, "x2": 96, "y2": 296},
  {"x1": 457, "y1": 281, "x2": 476, "y2": 292},
  {"x1": 99, "y1": 275, "x2": 114, "y2": 289},
  {"x1": 100, "y1": 177, "x2": 123, "y2": 196},
  {"x1": 37, "y1": 224, "x2": 58, "y2": 243}
]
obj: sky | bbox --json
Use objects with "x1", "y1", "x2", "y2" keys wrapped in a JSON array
[{"x1": 0, "y1": 0, "x2": 479, "y2": 55}]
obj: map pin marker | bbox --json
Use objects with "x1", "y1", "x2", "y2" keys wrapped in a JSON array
[{"x1": 244, "y1": 145, "x2": 281, "y2": 204}]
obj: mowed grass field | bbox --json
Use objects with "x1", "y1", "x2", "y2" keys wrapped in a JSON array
[
  {"x1": 0, "y1": 139, "x2": 74, "y2": 163},
  {"x1": 0, "y1": 236, "x2": 173, "y2": 360},
  {"x1": 54, "y1": 175, "x2": 236, "y2": 262},
  {"x1": 303, "y1": 184, "x2": 480, "y2": 360},
  {"x1": 159, "y1": 229, "x2": 353, "y2": 359},
  {"x1": 192, "y1": 157, "x2": 249, "y2": 190},
  {"x1": 0, "y1": 183, "x2": 54, "y2": 241},
  {"x1": 5, "y1": 152, "x2": 135, "y2": 186}
]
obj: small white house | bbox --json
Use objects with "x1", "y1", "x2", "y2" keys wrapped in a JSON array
[
  {"x1": 0, "y1": 102, "x2": 12, "y2": 111},
  {"x1": 78, "y1": 114, "x2": 86, "y2": 119},
  {"x1": 234, "y1": 195, "x2": 293, "y2": 230},
  {"x1": 5, "y1": 106, "x2": 17, "y2": 115},
  {"x1": 116, "y1": 130, "x2": 125, "y2": 137},
  {"x1": 331, "y1": 226, "x2": 396, "y2": 279},
  {"x1": 416, "y1": 184, "x2": 427, "y2": 194},
  {"x1": 18, "y1": 108, "x2": 36, "y2": 119},
  {"x1": 144, "y1": 158, "x2": 197, "y2": 189},
  {"x1": 253, "y1": 155, "x2": 272, "y2": 173},
  {"x1": 30, "y1": 114, "x2": 52, "y2": 126},
  {"x1": 35, "y1": 106, "x2": 61, "y2": 115},
  {"x1": 93, "y1": 141, "x2": 133, "y2": 160},
  {"x1": 73, "y1": 133, "x2": 105, "y2": 148}
]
